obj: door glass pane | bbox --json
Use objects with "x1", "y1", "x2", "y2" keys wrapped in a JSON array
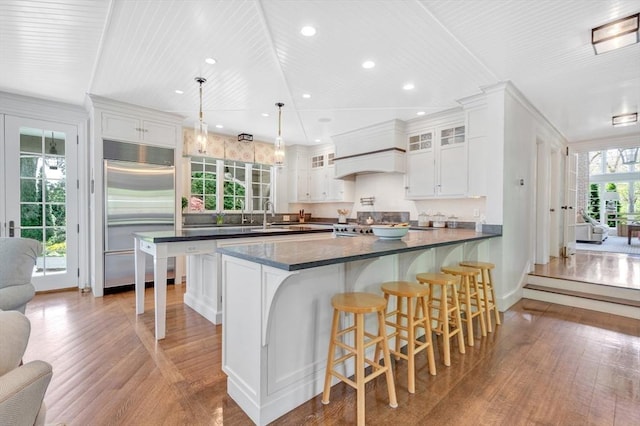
[{"x1": 19, "y1": 127, "x2": 67, "y2": 277}]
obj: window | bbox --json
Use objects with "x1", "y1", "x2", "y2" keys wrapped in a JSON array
[
  {"x1": 190, "y1": 156, "x2": 217, "y2": 211},
  {"x1": 189, "y1": 157, "x2": 273, "y2": 212},
  {"x1": 251, "y1": 163, "x2": 271, "y2": 211},
  {"x1": 586, "y1": 147, "x2": 640, "y2": 227},
  {"x1": 223, "y1": 160, "x2": 246, "y2": 210}
]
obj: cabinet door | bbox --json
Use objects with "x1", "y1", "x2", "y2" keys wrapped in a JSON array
[
  {"x1": 406, "y1": 150, "x2": 435, "y2": 198},
  {"x1": 102, "y1": 112, "x2": 140, "y2": 141},
  {"x1": 438, "y1": 144, "x2": 467, "y2": 196},
  {"x1": 309, "y1": 167, "x2": 326, "y2": 201},
  {"x1": 142, "y1": 119, "x2": 177, "y2": 147},
  {"x1": 296, "y1": 168, "x2": 310, "y2": 201}
]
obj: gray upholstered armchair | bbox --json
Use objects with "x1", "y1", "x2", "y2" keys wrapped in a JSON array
[
  {"x1": 0, "y1": 238, "x2": 42, "y2": 313},
  {"x1": 0, "y1": 309, "x2": 53, "y2": 426}
]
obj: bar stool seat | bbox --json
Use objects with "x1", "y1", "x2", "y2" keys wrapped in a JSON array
[
  {"x1": 459, "y1": 261, "x2": 501, "y2": 332},
  {"x1": 378, "y1": 281, "x2": 436, "y2": 393},
  {"x1": 322, "y1": 292, "x2": 397, "y2": 426},
  {"x1": 441, "y1": 265, "x2": 487, "y2": 346},
  {"x1": 415, "y1": 273, "x2": 465, "y2": 366}
]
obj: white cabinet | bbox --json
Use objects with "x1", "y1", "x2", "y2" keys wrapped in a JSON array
[
  {"x1": 101, "y1": 112, "x2": 177, "y2": 147},
  {"x1": 287, "y1": 146, "x2": 310, "y2": 202},
  {"x1": 405, "y1": 124, "x2": 467, "y2": 199},
  {"x1": 309, "y1": 149, "x2": 354, "y2": 202},
  {"x1": 289, "y1": 145, "x2": 353, "y2": 203}
]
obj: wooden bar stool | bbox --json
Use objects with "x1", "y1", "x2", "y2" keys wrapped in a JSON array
[
  {"x1": 415, "y1": 273, "x2": 465, "y2": 366},
  {"x1": 459, "y1": 261, "x2": 501, "y2": 332},
  {"x1": 377, "y1": 281, "x2": 436, "y2": 394},
  {"x1": 441, "y1": 266, "x2": 487, "y2": 346},
  {"x1": 322, "y1": 292, "x2": 398, "y2": 426}
]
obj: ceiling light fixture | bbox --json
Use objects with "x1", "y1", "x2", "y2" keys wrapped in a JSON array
[
  {"x1": 619, "y1": 147, "x2": 639, "y2": 164},
  {"x1": 194, "y1": 77, "x2": 208, "y2": 154},
  {"x1": 175, "y1": 89, "x2": 184, "y2": 94},
  {"x1": 612, "y1": 112, "x2": 638, "y2": 127},
  {"x1": 261, "y1": 112, "x2": 269, "y2": 117},
  {"x1": 591, "y1": 13, "x2": 639, "y2": 54},
  {"x1": 274, "y1": 102, "x2": 285, "y2": 168},
  {"x1": 300, "y1": 26, "x2": 316, "y2": 37},
  {"x1": 302, "y1": 93, "x2": 311, "y2": 99},
  {"x1": 362, "y1": 60, "x2": 375, "y2": 69},
  {"x1": 416, "y1": 111, "x2": 426, "y2": 116},
  {"x1": 205, "y1": 57, "x2": 217, "y2": 65},
  {"x1": 403, "y1": 83, "x2": 415, "y2": 90},
  {"x1": 215, "y1": 124, "x2": 224, "y2": 129}
]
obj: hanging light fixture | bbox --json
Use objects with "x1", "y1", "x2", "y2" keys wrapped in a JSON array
[
  {"x1": 274, "y1": 102, "x2": 285, "y2": 167},
  {"x1": 194, "y1": 77, "x2": 208, "y2": 154}
]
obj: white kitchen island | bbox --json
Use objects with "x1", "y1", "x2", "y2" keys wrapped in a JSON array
[
  {"x1": 133, "y1": 225, "x2": 333, "y2": 340},
  {"x1": 217, "y1": 228, "x2": 500, "y2": 425}
]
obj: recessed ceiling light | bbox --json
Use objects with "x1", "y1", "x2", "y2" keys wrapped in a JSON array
[
  {"x1": 416, "y1": 111, "x2": 426, "y2": 116},
  {"x1": 215, "y1": 124, "x2": 224, "y2": 129},
  {"x1": 302, "y1": 93, "x2": 311, "y2": 99},
  {"x1": 318, "y1": 117, "x2": 332, "y2": 123},
  {"x1": 314, "y1": 138, "x2": 321, "y2": 143},
  {"x1": 205, "y1": 57, "x2": 217, "y2": 65},
  {"x1": 362, "y1": 60, "x2": 375, "y2": 69},
  {"x1": 174, "y1": 89, "x2": 184, "y2": 94},
  {"x1": 261, "y1": 113, "x2": 270, "y2": 117},
  {"x1": 300, "y1": 26, "x2": 317, "y2": 37},
  {"x1": 403, "y1": 83, "x2": 415, "y2": 90}
]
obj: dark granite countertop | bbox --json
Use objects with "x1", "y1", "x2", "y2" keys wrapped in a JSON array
[
  {"x1": 134, "y1": 224, "x2": 334, "y2": 243},
  {"x1": 217, "y1": 228, "x2": 501, "y2": 271}
]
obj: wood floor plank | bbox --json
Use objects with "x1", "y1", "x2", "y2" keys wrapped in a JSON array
[{"x1": 17, "y1": 284, "x2": 640, "y2": 426}]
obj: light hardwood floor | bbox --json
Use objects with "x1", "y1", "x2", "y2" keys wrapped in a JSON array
[
  {"x1": 531, "y1": 250, "x2": 640, "y2": 290},
  {"x1": 24, "y1": 285, "x2": 640, "y2": 425}
]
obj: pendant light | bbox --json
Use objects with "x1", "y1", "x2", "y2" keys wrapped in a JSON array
[
  {"x1": 194, "y1": 77, "x2": 208, "y2": 154},
  {"x1": 274, "y1": 102, "x2": 285, "y2": 168}
]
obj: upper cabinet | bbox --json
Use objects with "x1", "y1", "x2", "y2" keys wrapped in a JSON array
[
  {"x1": 101, "y1": 112, "x2": 177, "y2": 147},
  {"x1": 405, "y1": 120, "x2": 467, "y2": 199},
  {"x1": 288, "y1": 144, "x2": 354, "y2": 203}
]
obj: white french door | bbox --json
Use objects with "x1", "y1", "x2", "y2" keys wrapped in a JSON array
[
  {"x1": 562, "y1": 147, "x2": 578, "y2": 257},
  {"x1": 2, "y1": 116, "x2": 79, "y2": 291}
]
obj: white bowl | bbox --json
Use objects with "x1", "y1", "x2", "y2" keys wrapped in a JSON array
[{"x1": 370, "y1": 225, "x2": 409, "y2": 239}]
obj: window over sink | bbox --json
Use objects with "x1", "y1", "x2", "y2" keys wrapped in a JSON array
[{"x1": 189, "y1": 156, "x2": 273, "y2": 212}]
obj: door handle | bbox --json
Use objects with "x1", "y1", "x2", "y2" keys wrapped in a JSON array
[{"x1": 9, "y1": 220, "x2": 14, "y2": 237}]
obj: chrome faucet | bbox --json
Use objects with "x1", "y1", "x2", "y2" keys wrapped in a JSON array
[
  {"x1": 238, "y1": 199, "x2": 247, "y2": 224},
  {"x1": 263, "y1": 200, "x2": 274, "y2": 229}
]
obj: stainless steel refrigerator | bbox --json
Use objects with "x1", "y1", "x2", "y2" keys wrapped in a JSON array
[{"x1": 103, "y1": 140, "x2": 175, "y2": 289}]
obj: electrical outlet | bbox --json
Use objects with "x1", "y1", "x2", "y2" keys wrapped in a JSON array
[
  {"x1": 283, "y1": 215, "x2": 290, "y2": 222},
  {"x1": 473, "y1": 209, "x2": 480, "y2": 217}
]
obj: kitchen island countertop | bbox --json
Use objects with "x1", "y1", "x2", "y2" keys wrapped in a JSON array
[{"x1": 217, "y1": 228, "x2": 501, "y2": 271}]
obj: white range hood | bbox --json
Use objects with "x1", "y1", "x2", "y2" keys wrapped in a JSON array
[{"x1": 332, "y1": 119, "x2": 406, "y2": 179}]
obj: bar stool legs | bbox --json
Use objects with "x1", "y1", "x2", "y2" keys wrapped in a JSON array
[
  {"x1": 322, "y1": 292, "x2": 397, "y2": 426},
  {"x1": 416, "y1": 273, "x2": 465, "y2": 366},
  {"x1": 441, "y1": 266, "x2": 487, "y2": 346},
  {"x1": 378, "y1": 281, "x2": 436, "y2": 393},
  {"x1": 459, "y1": 261, "x2": 501, "y2": 332}
]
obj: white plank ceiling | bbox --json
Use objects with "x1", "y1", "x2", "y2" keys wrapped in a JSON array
[{"x1": 0, "y1": 0, "x2": 638, "y2": 145}]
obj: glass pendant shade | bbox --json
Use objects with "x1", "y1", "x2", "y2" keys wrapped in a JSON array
[
  {"x1": 274, "y1": 102, "x2": 285, "y2": 168},
  {"x1": 194, "y1": 119, "x2": 208, "y2": 154},
  {"x1": 274, "y1": 135, "x2": 285, "y2": 166},
  {"x1": 194, "y1": 77, "x2": 207, "y2": 155}
]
